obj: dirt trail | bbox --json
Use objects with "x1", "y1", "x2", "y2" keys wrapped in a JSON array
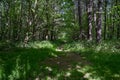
[{"x1": 42, "y1": 53, "x2": 91, "y2": 70}]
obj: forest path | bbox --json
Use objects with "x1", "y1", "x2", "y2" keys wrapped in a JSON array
[
  {"x1": 41, "y1": 43, "x2": 91, "y2": 70},
  {"x1": 34, "y1": 44, "x2": 93, "y2": 79},
  {"x1": 37, "y1": 51, "x2": 92, "y2": 80},
  {"x1": 42, "y1": 52, "x2": 91, "y2": 70}
]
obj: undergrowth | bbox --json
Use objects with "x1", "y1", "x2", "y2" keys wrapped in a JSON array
[{"x1": 0, "y1": 40, "x2": 120, "y2": 80}]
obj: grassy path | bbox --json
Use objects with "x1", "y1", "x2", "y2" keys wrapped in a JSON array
[{"x1": 0, "y1": 41, "x2": 120, "y2": 80}]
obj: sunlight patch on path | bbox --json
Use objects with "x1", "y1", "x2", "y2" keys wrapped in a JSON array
[{"x1": 36, "y1": 52, "x2": 95, "y2": 80}]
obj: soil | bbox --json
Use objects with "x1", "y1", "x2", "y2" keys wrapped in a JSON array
[{"x1": 42, "y1": 52, "x2": 91, "y2": 70}]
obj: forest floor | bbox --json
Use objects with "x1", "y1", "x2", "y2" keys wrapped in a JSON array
[{"x1": 0, "y1": 40, "x2": 120, "y2": 80}]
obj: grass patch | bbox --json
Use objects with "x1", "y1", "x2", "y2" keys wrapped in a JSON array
[
  {"x1": 0, "y1": 47, "x2": 64, "y2": 80},
  {"x1": 0, "y1": 40, "x2": 120, "y2": 80}
]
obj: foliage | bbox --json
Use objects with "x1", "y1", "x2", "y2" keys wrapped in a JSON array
[
  {"x1": 0, "y1": 41, "x2": 120, "y2": 80},
  {"x1": 0, "y1": 0, "x2": 120, "y2": 80}
]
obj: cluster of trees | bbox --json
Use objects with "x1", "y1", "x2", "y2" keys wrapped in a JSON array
[
  {"x1": 0, "y1": 0, "x2": 120, "y2": 43},
  {"x1": 76, "y1": 0, "x2": 120, "y2": 42}
]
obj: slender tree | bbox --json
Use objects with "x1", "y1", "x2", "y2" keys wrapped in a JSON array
[
  {"x1": 87, "y1": 0, "x2": 93, "y2": 41},
  {"x1": 96, "y1": 0, "x2": 103, "y2": 43},
  {"x1": 78, "y1": 0, "x2": 83, "y2": 39},
  {"x1": 104, "y1": 0, "x2": 107, "y2": 40}
]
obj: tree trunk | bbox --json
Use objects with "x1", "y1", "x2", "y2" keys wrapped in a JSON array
[
  {"x1": 104, "y1": 0, "x2": 107, "y2": 40},
  {"x1": 87, "y1": 0, "x2": 93, "y2": 41},
  {"x1": 78, "y1": 0, "x2": 83, "y2": 39},
  {"x1": 96, "y1": 0, "x2": 103, "y2": 43}
]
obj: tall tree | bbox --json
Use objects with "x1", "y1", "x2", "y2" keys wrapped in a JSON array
[
  {"x1": 96, "y1": 0, "x2": 103, "y2": 43},
  {"x1": 87, "y1": 0, "x2": 93, "y2": 41},
  {"x1": 78, "y1": 0, "x2": 82, "y2": 39},
  {"x1": 104, "y1": 0, "x2": 107, "y2": 40}
]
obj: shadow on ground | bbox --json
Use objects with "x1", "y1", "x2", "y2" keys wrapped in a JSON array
[
  {"x1": 0, "y1": 47, "x2": 92, "y2": 80},
  {"x1": 81, "y1": 50, "x2": 120, "y2": 80},
  {"x1": 0, "y1": 48, "x2": 62, "y2": 80},
  {"x1": 0, "y1": 47, "x2": 120, "y2": 80}
]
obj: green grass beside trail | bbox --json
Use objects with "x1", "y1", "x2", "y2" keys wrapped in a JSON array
[
  {"x1": 0, "y1": 41, "x2": 120, "y2": 80},
  {"x1": 0, "y1": 48, "x2": 61, "y2": 79}
]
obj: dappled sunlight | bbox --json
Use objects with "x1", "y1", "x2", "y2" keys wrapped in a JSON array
[
  {"x1": 63, "y1": 42, "x2": 85, "y2": 52},
  {"x1": 50, "y1": 52, "x2": 58, "y2": 57},
  {"x1": 0, "y1": 0, "x2": 120, "y2": 79},
  {"x1": 37, "y1": 52, "x2": 96, "y2": 80},
  {"x1": 56, "y1": 48, "x2": 63, "y2": 52},
  {"x1": 0, "y1": 47, "x2": 65, "y2": 79},
  {"x1": 45, "y1": 67, "x2": 53, "y2": 72},
  {"x1": 0, "y1": 41, "x2": 120, "y2": 79},
  {"x1": 17, "y1": 41, "x2": 54, "y2": 49},
  {"x1": 82, "y1": 49, "x2": 120, "y2": 79},
  {"x1": 62, "y1": 41, "x2": 120, "y2": 54},
  {"x1": 93, "y1": 41, "x2": 120, "y2": 53}
]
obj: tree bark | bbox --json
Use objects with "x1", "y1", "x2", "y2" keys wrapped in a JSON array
[
  {"x1": 78, "y1": 0, "x2": 82, "y2": 39},
  {"x1": 96, "y1": 0, "x2": 103, "y2": 43},
  {"x1": 104, "y1": 0, "x2": 107, "y2": 40},
  {"x1": 87, "y1": 0, "x2": 93, "y2": 41}
]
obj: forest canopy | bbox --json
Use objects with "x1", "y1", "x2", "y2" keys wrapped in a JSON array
[{"x1": 0, "y1": 0, "x2": 120, "y2": 43}]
